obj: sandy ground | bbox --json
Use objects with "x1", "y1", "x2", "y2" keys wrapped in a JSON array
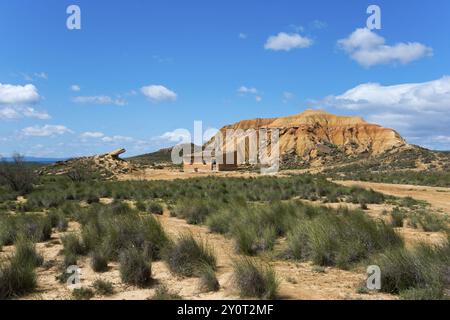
[
  {"x1": 4, "y1": 170, "x2": 447, "y2": 300},
  {"x1": 119, "y1": 168, "x2": 259, "y2": 181},
  {"x1": 334, "y1": 180, "x2": 450, "y2": 213},
  {"x1": 2, "y1": 208, "x2": 395, "y2": 300}
]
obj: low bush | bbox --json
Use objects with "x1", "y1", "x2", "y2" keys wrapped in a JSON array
[
  {"x1": 0, "y1": 154, "x2": 36, "y2": 194},
  {"x1": 14, "y1": 237, "x2": 44, "y2": 268},
  {"x1": 90, "y1": 249, "x2": 109, "y2": 272},
  {"x1": 199, "y1": 265, "x2": 220, "y2": 292},
  {"x1": 390, "y1": 208, "x2": 405, "y2": 228},
  {"x1": 164, "y1": 234, "x2": 216, "y2": 277},
  {"x1": 173, "y1": 199, "x2": 216, "y2": 225},
  {"x1": 61, "y1": 233, "x2": 85, "y2": 256},
  {"x1": 146, "y1": 202, "x2": 164, "y2": 215},
  {"x1": 287, "y1": 208, "x2": 403, "y2": 269},
  {"x1": 232, "y1": 258, "x2": 279, "y2": 299},
  {"x1": 119, "y1": 247, "x2": 152, "y2": 287},
  {"x1": 71, "y1": 287, "x2": 94, "y2": 300},
  {"x1": 0, "y1": 252, "x2": 37, "y2": 299},
  {"x1": 93, "y1": 279, "x2": 114, "y2": 296},
  {"x1": 373, "y1": 241, "x2": 450, "y2": 298},
  {"x1": 151, "y1": 285, "x2": 182, "y2": 300}
]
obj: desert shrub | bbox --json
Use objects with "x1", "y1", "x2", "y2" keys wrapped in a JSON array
[
  {"x1": 14, "y1": 237, "x2": 44, "y2": 268},
  {"x1": 164, "y1": 234, "x2": 216, "y2": 277},
  {"x1": 287, "y1": 208, "x2": 403, "y2": 269},
  {"x1": 61, "y1": 233, "x2": 86, "y2": 256},
  {"x1": 90, "y1": 249, "x2": 109, "y2": 272},
  {"x1": 206, "y1": 210, "x2": 232, "y2": 234},
  {"x1": 71, "y1": 287, "x2": 94, "y2": 300},
  {"x1": 64, "y1": 253, "x2": 78, "y2": 268},
  {"x1": 0, "y1": 252, "x2": 37, "y2": 299},
  {"x1": 66, "y1": 162, "x2": 98, "y2": 182},
  {"x1": 373, "y1": 241, "x2": 450, "y2": 297},
  {"x1": 233, "y1": 224, "x2": 277, "y2": 256},
  {"x1": 199, "y1": 265, "x2": 220, "y2": 292},
  {"x1": 119, "y1": 247, "x2": 152, "y2": 287},
  {"x1": 93, "y1": 279, "x2": 114, "y2": 296},
  {"x1": 0, "y1": 154, "x2": 36, "y2": 194},
  {"x1": 408, "y1": 211, "x2": 448, "y2": 232},
  {"x1": 48, "y1": 210, "x2": 68, "y2": 232},
  {"x1": 400, "y1": 196, "x2": 420, "y2": 208},
  {"x1": 232, "y1": 258, "x2": 279, "y2": 299},
  {"x1": 173, "y1": 199, "x2": 216, "y2": 225},
  {"x1": 79, "y1": 204, "x2": 168, "y2": 261},
  {"x1": 0, "y1": 215, "x2": 52, "y2": 245},
  {"x1": 146, "y1": 202, "x2": 164, "y2": 215},
  {"x1": 151, "y1": 285, "x2": 182, "y2": 300},
  {"x1": 390, "y1": 208, "x2": 405, "y2": 228},
  {"x1": 110, "y1": 200, "x2": 134, "y2": 215},
  {"x1": 400, "y1": 287, "x2": 446, "y2": 300},
  {"x1": 25, "y1": 190, "x2": 67, "y2": 210}
]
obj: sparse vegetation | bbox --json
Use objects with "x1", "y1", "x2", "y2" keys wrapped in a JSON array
[
  {"x1": 287, "y1": 208, "x2": 402, "y2": 269},
  {"x1": 0, "y1": 154, "x2": 36, "y2": 194},
  {"x1": 164, "y1": 234, "x2": 217, "y2": 277},
  {"x1": 232, "y1": 258, "x2": 279, "y2": 299},
  {"x1": 151, "y1": 285, "x2": 182, "y2": 300},
  {"x1": 0, "y1": 248, "x2": 38, "y2": 299},
  {"x1": 373, "y1": 241, "x2": 450, "y2": 299},
  {"x1": 199, "y1": 265, "x2": 220, "y2": 292},
  {"x1": 93, "y1": 279, "x2": 114, "y2": 296},
  {"x1": 119, "y1": 247, "x2": 152, "y2": 287},
  {"x1": 71, "y1": 287, "x2": 95, "y2": 300}
]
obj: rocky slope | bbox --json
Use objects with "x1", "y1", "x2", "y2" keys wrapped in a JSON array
[
  {"x1": 40, "y1": 148, "x2": 135, "y2": 178},
  {"x1": 209, "y1": 109, "x2": 409, "y2": 167}
]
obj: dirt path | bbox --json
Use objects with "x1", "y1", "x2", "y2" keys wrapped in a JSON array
[{"x1": 335, "y1": 180, "x2": 450, "y2": 213}]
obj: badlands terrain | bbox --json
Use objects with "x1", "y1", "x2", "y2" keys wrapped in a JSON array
[{"x1": 0, "y1": 110, "x2": 449, "y2": 300}]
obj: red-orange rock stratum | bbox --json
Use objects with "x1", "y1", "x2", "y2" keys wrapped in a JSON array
[{"x1": 212, "y1": 109, "x2": 408, "y2": 166}]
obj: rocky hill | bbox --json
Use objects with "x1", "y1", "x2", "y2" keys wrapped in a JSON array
[
  {"x1": 208, "y1": 109, "x2": 428, "y2": 169},
  {"x1": 40, "y1": 148, "x2": 135, "y2": 178}
]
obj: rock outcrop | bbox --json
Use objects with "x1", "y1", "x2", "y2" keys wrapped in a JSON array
[
  {"x1": 209, "y1": 109, "x2": 408, "y2": 167},
  {"x1": 40, "y1": 148, "x2": 135, "y2": 178}
]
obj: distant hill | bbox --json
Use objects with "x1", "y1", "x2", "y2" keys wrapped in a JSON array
[
  {"x1": 128, "y1": 143, "x2": 198, "y2": 167},
  {"x1": 0, "y1": 156, "x2": 67, "y2": 164}
]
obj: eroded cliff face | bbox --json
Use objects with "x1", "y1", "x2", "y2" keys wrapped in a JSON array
[{"x1": 211, "y1": 109, "x2": 407, "y2": 166}]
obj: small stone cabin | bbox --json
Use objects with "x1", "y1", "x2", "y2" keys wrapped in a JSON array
[{"x1": 183, "y1": 151, "x2": 238, "y2": 172}]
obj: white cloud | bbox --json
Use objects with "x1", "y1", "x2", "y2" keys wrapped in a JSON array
[
  {"x1": 0, "y1": 106, "x2": 50, "y2": 120},
  {"x1": 70, "y1": 85, "x2": 81, "y2": 92},
  {"x1": 238, "y1": 33, "x2": 247, "y2": 39},
  {"x1": 264, "y1": 32, "x2": 312, "y2": 51},
  {"x1": 255, "y1": 96, "x2": 262, "y2": 102},
  {"x1": 73, "y1": 95, "x2": 127, "y2": 106},
  {"x1": 34, "y1": 72, "x2": 48, "y2": 80},
  {"x1": 237, "y1": 86, "x2": 258, "y2": 94},
  {"x1": 21, "y1": 125, "x2": 73, "y2": 137},
  {"x1": 320, "y1": 76, "x2": 450, "y2": 113},
  {"x1": 338, "y1": 28, "x2": 432, "y2": 67},
  {"x1": 141, "y1": 85, "x2": 177, "y2": 102},
  {"x1": 311, "y1": 76, "x2": 450, "y2": 150},
  {"x1": 311, "y1": 20, "x2": 327, "y2": 30},
  {"x1": 0, "y1": 83, "x2": 40, "y2": 105},
  {"x1": 101, "y1": 135, "x2": 134, "y2": 143},
  {"x1": 80, "y1": 131, "x2": 104, "y2": 139},
  {"x1": 159, "y1": 129, "x2": 191, "y2": 143},
  {"x1": 282, "y1": 91, "x2": 295, "y2": 103}
]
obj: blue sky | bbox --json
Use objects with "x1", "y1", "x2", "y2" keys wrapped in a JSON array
[{"x1": 0, "y1": 0, "x2": 449, "y2": 158}]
